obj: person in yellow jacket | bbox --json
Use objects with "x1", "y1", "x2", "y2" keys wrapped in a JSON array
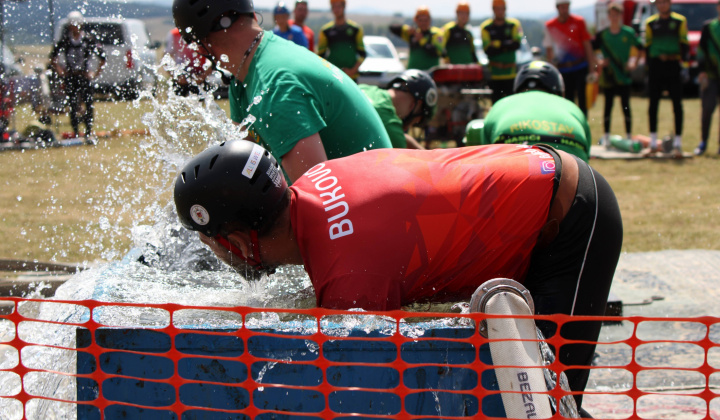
[
  {"x1": 480, "y1": 0, "x2": 524, "y2": 103},
  {"x1": 442, "y1": 2, "x2": 478, "y2": 65},
  {"x1": 390, "y1": 6, "x2": 444, "y2": 70},
  {"x1": 317, "y1": 0, "x2": 366, "y2": 81}
]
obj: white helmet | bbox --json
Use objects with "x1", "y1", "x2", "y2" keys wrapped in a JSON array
[{"x1": 67, "y1": 11, "x2": 84, "y2": 27}]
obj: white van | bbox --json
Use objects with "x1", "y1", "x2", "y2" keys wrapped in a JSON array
[{"x1": 54, "y1": 17, "x2": 159, "y2": 99}]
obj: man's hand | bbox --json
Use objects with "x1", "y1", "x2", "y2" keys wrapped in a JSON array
[
  {"x1": 342, "y1": 67, "x2": 358, "y2": 78},
  {"x1": 699, "y1": 71, "x2": 709, "y2": 91}
]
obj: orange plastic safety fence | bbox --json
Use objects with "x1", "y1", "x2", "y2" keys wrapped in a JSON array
[{"x1": 1, "y1": 296, "x2": 719, "y2": 420}]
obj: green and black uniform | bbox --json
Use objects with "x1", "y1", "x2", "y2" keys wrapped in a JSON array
[
  {"x1": 699, "y1": 18, "x2": 720, "y2": 147},
  {"x1": 359, "y1": 84, "x2": 406, "y2": 149},
  {"x1": 592, "y1": 25, "x2": 642, "y2": 135},
  {"x1": 442, "y1": 22, "x2": 477, "y2": 65},
  {"x1": 229, "y1": 32, "x2": 391, "y2": 170},
  {"x1": 480, "y1": 17, "x2": 523, "y2": 103},
  {"x1": 645, "y1": 12, "x2": 689, "y2": 136},
  {"x1": 464, "y1": 91, "x2": 591, "y2": 162},
  {"x1": 390, "y1": 24, "x2": 444, "y2": 70},
  {"x1": 317, "y1": 20, "x2": 366, "y2": 80}
]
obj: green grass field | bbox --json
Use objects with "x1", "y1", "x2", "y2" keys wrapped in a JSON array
[{"x1": 1, "y1": 92, "x2": 719, "y2": 263}]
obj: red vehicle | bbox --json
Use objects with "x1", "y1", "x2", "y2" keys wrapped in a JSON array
[{"x1": 595, "y1": 0, "x2": 717, "y2": 87}]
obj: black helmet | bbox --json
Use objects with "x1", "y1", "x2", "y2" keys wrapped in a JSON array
[
  {"x1": 173, "y1": 0, "x2": 255, "y2": 44},
  {"x1": 513, "y1": 61, "x2": 565, "y2": 96},
  {"x1": 174, "y1": 140, "x2": 287, "y2": 237},
  {"x1": 389, "y1": 70, "x2": 439, "y2": 126}
]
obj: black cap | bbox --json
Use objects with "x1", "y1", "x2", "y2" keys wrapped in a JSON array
[
  {"x1": 174, "y1": 140, "x2": 287, "y2": 237},
  {"x1": 173, "y1": 0, "x2": 255, "y2": 44},
  {"x1": 389, "y1": 69, "x2": 439, "y2": 126},
  {"x1": 513, "y1": 61, "x2": 565, "y2": 96}
]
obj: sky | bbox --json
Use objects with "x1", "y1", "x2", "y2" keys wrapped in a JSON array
[{"x1": 248, "y1": 0, "x2": 598, "y2": 18}]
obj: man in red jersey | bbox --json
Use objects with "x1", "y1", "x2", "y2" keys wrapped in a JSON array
[
  {"x1": 289, "y1": 0, "x2": 315, "y2": 51},
  {"x1": 543, "y1": 0, "x2": 597, "y2": 116},
  {"x1": 174, "y1": 139, "x2": 622, "y2": 409}
]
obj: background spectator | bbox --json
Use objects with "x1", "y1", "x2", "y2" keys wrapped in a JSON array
[
  {"x1": 390, "y1": 6, "x2": 444, "y2": 71},
  {"x1": 644, "y1": 0, "x2": 688, "y2": 156},
  {"x1": 543, "y1": 0, "x2": 596, "y2": 116},
  {"x1": 289, "y1": 0, "x2": 315, "y2": 52},
  {"x1": 442, "y1": 2, "x2": 478, "y2": 65},
  {"x1": 49, "y1": 11, "x2": 105, "y2": 138},
  {"x1": 480, "y1": 0, "x2": 524, "y2": 103},
  {"x1": 317, "y1": 0, "x2": 366, "y2": 81},
  {"x1": 593, "y1": 2, "x2": 642, "y2": 145},
  {"x1": 273, "y1": 2, "x2": 309, "y2": 48}
]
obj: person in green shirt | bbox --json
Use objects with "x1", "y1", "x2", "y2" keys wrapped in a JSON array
[
  {"x1": 442, "y1": 2, "x2": 478, "y2": 65},
  {"x1": 464, "y1": 61, "x2": 591, "y2": 162},
  {"x1": 696, "y1": 1, "x2": 720, "y2": 156},
  {"x1": 593, "y1": 2, "x2": 642, "y2": 146},
  {"x1": 390, "y1": 6, "x2": 444, "y2": 71},
  {"x1": 317, "y1": 0, "x2": 366, "y2": 81},
  {"x1": 172, "y1": 0, "x2": 391, "y2": 182},
  {"x1": 480, "y1": 0, "x2": 524, "y2": 103},
  {"x1": 644, "y1": 0, "x2": 689, "y2": 157},
  {"x1": 360, "y1": 70, "x2": 438, "y2": 149}
]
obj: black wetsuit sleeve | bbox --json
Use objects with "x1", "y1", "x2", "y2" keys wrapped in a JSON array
[{"x1": 389, "y1": 24, "x2": 404, "y2": 38}]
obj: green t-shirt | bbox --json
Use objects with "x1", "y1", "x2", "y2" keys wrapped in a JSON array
[
  {"x1": 359, "y1": 84, "x2": 405, "y2": 149},
  {"x1": 229, "y1": 32, "x2": 391, "y2": 166},
  {"x1": 465, "y1": 91, "x2": 591, "y2": 162},
  {"x1": 594, "y1": 26, "x2": 642, "y2": 86}
]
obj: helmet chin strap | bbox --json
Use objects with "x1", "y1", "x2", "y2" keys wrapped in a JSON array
[{"x1": 215, "y1": 231, "x2": 266, "y2": 271}]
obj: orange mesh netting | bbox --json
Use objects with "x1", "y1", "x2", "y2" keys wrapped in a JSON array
[{"x1": 1, "y1": 296, "x2": 719, "y2": 419}]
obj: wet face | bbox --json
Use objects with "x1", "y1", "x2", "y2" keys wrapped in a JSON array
[
  {"x1": 655, "y1": 0, "x2": 671, "y2": 15},
  {"x1": 557, "y1": 3, "x2": 570, "y2": 19},
  {"x1": 415, "y1": 14, "x2": 431, "y2": 31},
  {"x1": 493, "y1": 5, "x2": 506, "y2": 20},
  {"x1": 457, "y1": 11, "x2": 469, "y2": 26},
  {"x1": 331, "y1": 1, "x2": 345, "y2": 19},
  {"x1": 294, "y1": 3, "x2": 309, "y2": 24}
]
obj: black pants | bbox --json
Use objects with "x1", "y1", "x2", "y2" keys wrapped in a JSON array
[
  {"x1": 489, "y1": 79, "x2": 515, "y2": 104},
  {"x1": 701, "y1": 77, "x2": 719, "y2": 144},
  {"x1": 524, "y1": 155, "x2": 623, "y2": 409},
  {"x1": 65, "y1": 74, "x2": 94, "y2": 136},
  {"x1": 603, "y1": 85, "x2": 632, "y2": 134},
  {"x1": 648, "y1": 59, "x2": 683, "y2": 135},
  {"x1": 562, "y1": 66, "x2": 589, "y2": 116}
]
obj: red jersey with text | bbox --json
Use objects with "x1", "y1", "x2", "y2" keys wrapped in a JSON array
[{"x1": 290, "y1": 144, "x2": 556, "y2": 310}]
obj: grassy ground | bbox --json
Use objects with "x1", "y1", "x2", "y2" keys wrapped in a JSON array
[{"x1": 0, "y1": 93, "x2": 719, "y2": 263}]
